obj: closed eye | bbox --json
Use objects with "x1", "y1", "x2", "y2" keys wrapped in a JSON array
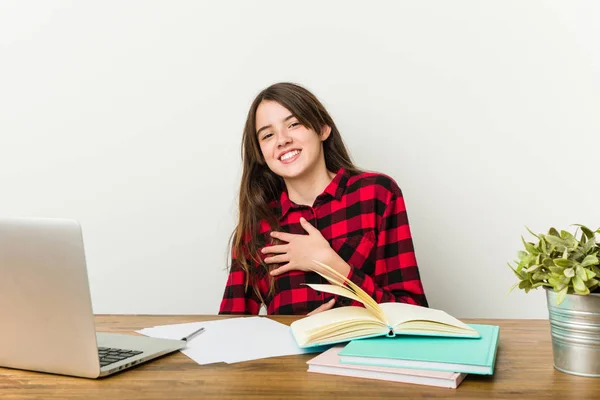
[
  {"x1": 261, "y1": 133, "x2": 273, "y2": 140},
  {"x1": 289, "y1": 122, "x2": 300, "y2": 129}
]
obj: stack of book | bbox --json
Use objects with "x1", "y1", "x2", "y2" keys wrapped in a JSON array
[
  {"x1": 291, "y1": 261, "x2": 501, "y2": 388},
  {"x1": 307, "y1": 346, "x2": 468, "y2": 389},
  {"x1": 305, "y1": 323, "x2": 499, "y2": 388}
]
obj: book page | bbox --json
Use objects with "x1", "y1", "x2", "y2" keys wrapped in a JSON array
[
  {"x1": 290, "y1": 306, "x2": 387, "y2": 347},
  {"x1": 305, "y1": 284, "x2": 364, "y2": 304},
  {"x1": 310, "y1": 260, "x2": 389, "y2": 325},
  {"x1": 380, "y1": 303, "x2": 479, "y2": 337}
]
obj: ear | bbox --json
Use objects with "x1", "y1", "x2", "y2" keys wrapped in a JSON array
[{"x1": 320, "y1": 125, "x2": 332, "y2": 142}]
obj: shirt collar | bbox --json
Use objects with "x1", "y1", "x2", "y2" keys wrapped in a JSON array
[{"x1": 279, "y1": 168, "x2": 348, "y2": 219}]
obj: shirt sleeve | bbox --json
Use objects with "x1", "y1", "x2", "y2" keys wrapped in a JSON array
[
  {"x1": 345, "y1": 185, "x2": 428, "y2": 307},
  {"x1": 218, "y1": 259, "x2": 262, "y2": 315}
]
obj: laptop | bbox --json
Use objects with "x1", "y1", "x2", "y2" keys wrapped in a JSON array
[{"x1": 0, "y1": 217, "x2": 186, "y2": 378}]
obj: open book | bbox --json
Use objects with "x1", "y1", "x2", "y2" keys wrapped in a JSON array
[{"x1": 290, "y1": 261, "x2": 480, "y2": 348}]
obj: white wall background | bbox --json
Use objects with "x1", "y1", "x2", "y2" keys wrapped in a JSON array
[{"x1": 1, "y1": 0, "x2": 598, "y2": 318}]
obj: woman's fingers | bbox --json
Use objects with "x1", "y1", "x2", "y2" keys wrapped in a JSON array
[
  {"x1": 307, "y1": 298, "x2": 336, "y2": 316},
  {"x1": 264, "y1": 254, "x2": 290, "y2": 264}
]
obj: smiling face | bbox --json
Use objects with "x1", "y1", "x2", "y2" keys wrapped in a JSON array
[{"x1": 255, "y1": 100, "x2": 331, "y2": 181}]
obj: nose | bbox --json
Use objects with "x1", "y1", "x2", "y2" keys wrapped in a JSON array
[{"x1": 276, "y1": 130, "x2": 292, "y2": 147}]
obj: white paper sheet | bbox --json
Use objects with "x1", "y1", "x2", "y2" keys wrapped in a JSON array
[{"x1": 137, "y1": 317, "x2": 325, "y2": 365}]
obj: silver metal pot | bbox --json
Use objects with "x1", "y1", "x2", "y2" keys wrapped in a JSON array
[{"x1": 546, "y1": 287, "x2": 600, "y2": 377}]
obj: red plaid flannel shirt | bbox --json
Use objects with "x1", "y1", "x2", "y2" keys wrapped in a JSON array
[{"x1": 219, "y1": 168, "x2": 428, "y2": 315}]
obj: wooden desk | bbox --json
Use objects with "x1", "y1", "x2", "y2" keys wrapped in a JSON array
[{"x1": 1, "y1": 316, "x2": 600, "y2": 399}]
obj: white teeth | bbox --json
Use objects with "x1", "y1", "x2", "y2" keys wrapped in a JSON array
[{"x1": 280, "y1": 150, "x2": 300, "y2": 161}]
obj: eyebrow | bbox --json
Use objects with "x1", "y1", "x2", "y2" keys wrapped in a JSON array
[{"x1": 256, "y1": 115, "x2": 296, "y2": 136}]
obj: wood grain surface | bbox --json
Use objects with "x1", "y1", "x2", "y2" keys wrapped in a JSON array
[{"x1": 1, "y1": 316, "x2": 599, "y2": 399}]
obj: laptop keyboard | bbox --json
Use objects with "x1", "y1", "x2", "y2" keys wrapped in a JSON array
[{"x1": 98, "y1": 346, "x2": 143, "y2": 368}]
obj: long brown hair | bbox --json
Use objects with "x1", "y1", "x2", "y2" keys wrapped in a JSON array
[{"x1": 230, "y1": 82, "x2": 361, "y2": 303}]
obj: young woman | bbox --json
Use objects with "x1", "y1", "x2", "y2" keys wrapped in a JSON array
[{"x1": 219, "y1": 82, "x2": 428, "y2": 315}]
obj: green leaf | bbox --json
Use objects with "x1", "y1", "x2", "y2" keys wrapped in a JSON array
[
  {"x1": 556, "y1": 286, "x2": 568, "y2": 305},
  {"x1": 522, "y1": 236, "x2": 540, "y2": 255},
  {"x1": 525, "y1": 226, "x2": 540, "y2": 239},
  {"x1": 539, "y1": 236, "x2": 548, "y2": 254},
  {"x1": 581, "y1": 255, "x2": 599, "y2": 268},
  {"x1": 549, "y1": 266, "x2": 565, "y2": 274},
  {"x1": 564, "y1": 267, "x2": 575, "y2": 278},
  {"x1": 586, "y1": 269, "x2": 596, "y2": 280},
  {"x1": 549, "y1": 274, "x2": 568, "y2": 291},
  {"x1": 560, "y1": 230, "x2": 574, "y2": 239},
  {"x1": 516, "y1": 259, "x2": 528, "y2": 273},
  {"x1": 560, "y1": 230, "x2": 578, "y2": 248},
  {"x1": 584, "y1": 237, "x2": 596, "y2": 252},
  {"x1": 548, "y1": 277, "x2": 559, "y2": 287},
  {"x1": 573, "y1": 224, "x2": 595, "y2": 240},
  {"x1": 573, "y1": 238, "x2": 596, "y2": 261},
  {"x1": 554, "y1": 258, "x2": 574, "y2": 268},
  {"x1": 560, "y1": 275, "x2": 572, "y2": 285},
  {"x1": 508, "y1": 263, "x2": 526, "y2": 279},
  {"x1": 525, "y1": 264, "x2": 541, "y2": 273},
  {"x1": 519, "y1": 280, "x2": 533, "y2": 293},
  {"x1": 517, "y1": 251, "x2": 528, "y2": 260},
  {"x1": 573, "y1": 276, "x2": 589, "y2": 295},
  {"x1": 532, "y1": 271, "x2": 551, "y2": 281},
  {"x1": 580, "y1": 231, "x2": 588, "y2": 245},
  {"x1": 507, "y1": 281, "x2": 520, "y2": 294},
  {"x1": 548, "y1": 228, "x2": 560, "y2": 237},
  {"x1": 576, "y1": 266, "x2": 588, "y2": 282},
  {"x1": 517, "y1": 254, "x2": 536, "y2": 271},
  {"x1": 545, "y1": 235, "x2": 568, "y2": 250}
]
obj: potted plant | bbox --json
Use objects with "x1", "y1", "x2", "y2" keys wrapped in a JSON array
[{"x1": 509, "y1": 224, "x2": 600, "y2": 377}]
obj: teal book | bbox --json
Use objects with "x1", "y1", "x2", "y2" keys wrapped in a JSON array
[{"x1": 338, "y1": 324, "x2": 500, "y2": 375}]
